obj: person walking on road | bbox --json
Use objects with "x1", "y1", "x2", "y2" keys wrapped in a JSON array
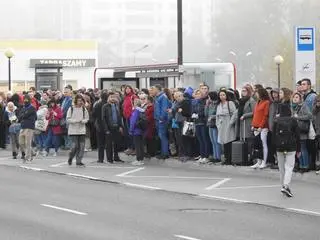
[
  {"x1": 273, "y1": 103, "x2": 301, "y2": 197},
  {"x1": 66, "y1": 94, "x2": 89, "y2": 167}
]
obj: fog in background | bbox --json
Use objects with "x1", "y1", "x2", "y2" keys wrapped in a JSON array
[{"x1": 0, "y1": 0, "x2": 319, "y2": 87}]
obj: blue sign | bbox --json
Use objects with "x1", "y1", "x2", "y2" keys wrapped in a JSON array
[{"x1": 297, "y1": 27, "x2": 314, "y2": 51}]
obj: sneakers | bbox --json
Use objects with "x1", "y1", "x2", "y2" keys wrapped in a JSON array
[
  {"x1": 197, "y1": 158, "x2": 209, "y2": 164},
  {"x1": 76, "y1": 163, "x2": 85, "y2": 167},
  {"x1": 259, "y1": 161, "x2": 267, "y2": 169},
  {"x1": 131, "y1": 160, "x2": 144, "y2": 166},
  {"x1": 52, "y1": 152, "x2": 57, "y2": 157},
  {"x1": 42, "y1": 151, "x2": 48, "y2": 157},
  {"x1": 281, "y1": 186, "x2": 293, "y2": 197},
  {"x1": 194, "y1": 155, "x2": 201, "y2": 160},
  {"x1": 250, "y1": 160, "x2": 262, "y2": 169}
]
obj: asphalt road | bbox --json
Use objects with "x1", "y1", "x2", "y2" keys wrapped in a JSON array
[{"x1": 1, "y1": 166, "x2": 319, "y2": 240}]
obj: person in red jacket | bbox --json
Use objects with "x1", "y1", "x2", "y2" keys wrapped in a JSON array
[
  {"x1": 28, "y1": 88, "x2": 40, "y2": 110},
  {"x1": 44, "y1": 99, "x2": 63, "y2": 157},
  {"x1": 251, "y1": 88, "x2": 270, "y2": 169},
  {"x1": 122, "y1": 85, "x2": 138, "y2": 155},
  {"x1": 144, "y1": 96, "x2": 156, "y2": 157}
]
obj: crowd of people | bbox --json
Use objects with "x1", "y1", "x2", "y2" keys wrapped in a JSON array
[{"x1": 0, "y1": 79, "x2": 320, "y2": 195}]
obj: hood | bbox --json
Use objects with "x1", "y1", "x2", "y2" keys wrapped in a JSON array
[
  {"x1": 6, "y1": 105, "x2": 17, "y2": 113},
  {"x1": 184, "y1": 87, "x2": 194, "y2": 97}
]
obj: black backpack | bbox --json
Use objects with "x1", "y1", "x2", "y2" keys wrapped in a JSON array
[
  {"x1": 275, "y1": 117, "x2": 297, "y2": 150},
  {"x1": 136, "y1": 111, "x2": 147, "y2": 131}
]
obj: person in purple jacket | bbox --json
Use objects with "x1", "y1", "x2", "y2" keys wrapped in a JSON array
[{"x1": 129, "y1": 99, "x2": 145, "y2": 166}]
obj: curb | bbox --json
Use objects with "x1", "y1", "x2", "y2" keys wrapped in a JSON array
[{"x1": 7, "y1": 164, "x2": 320, "y2": 218}]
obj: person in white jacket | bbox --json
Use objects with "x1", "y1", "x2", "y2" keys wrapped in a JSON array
[{"x1": 66, "y1": 94, "x2": 89, "y2": 167}]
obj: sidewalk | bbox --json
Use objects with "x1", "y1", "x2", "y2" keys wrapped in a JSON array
[{"x1": 1, "y1": 149, "x2": 320, "y2": 216}]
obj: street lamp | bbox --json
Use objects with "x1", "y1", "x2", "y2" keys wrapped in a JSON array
[
  {"x1": 133, "y1": 44, "x2": 149, "y2": 65},
  {"x1": 274, "y1": 55, "x2": 284, "y2": 89},
  {"x1": 4, "y1": 48, "x2": 14, "y2": 91}
]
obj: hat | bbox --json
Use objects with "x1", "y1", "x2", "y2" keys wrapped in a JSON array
[{"x1": 184, "y1": 87, "x2": 194, "y2": 97}]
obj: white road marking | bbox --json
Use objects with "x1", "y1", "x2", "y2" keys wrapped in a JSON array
[
  {"x1": 67, "y1": 173, "x2": 99, "y2": 180},
  {"x1": 120, "y1": 175, "x2": 223, "y2": 180},
  {"x1": 174, "y1": 234, "x2": 202, "y2": 240},
  {"x1": 287, "y1": 208, "x2": 320, "y2": 217},
  {"x1": 116, "y1": 167, "x2": 145, "y2": 177},
  {"x1": 205, "y1": 178, "x2": 231, "y2": 190},
  {"x1": 87, "y1": 166, "x2": 136, "y2": 169},
  {"x1": 123, "y1": 182, "x2": 161, "y2": 190},
  {"x1": 41, "y1": 204, "x2": 87, "y2": 216},
  {"x1": 215, "y1": 185, "x2": 280, "y2": 190},
  {"x1": 50, "y1": 162, "x2": 67, "y2": 167},
  {"x1": 198, "y1": 194, "x2": 251, "y2": 204},
  {"x1": 20, "y1": 166, "x2": 43, "y2": 171}
]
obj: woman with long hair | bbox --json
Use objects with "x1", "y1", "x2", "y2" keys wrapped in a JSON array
[
  {"x1": 216, "y1": 89, "x2": 237, "y2": 165},
  {"x1": 251, "y1": 88, "x2": 270, "y2": 169}
]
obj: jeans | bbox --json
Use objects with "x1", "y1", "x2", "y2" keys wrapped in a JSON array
[
  {"x1": 209, "y1": 127, "x2": 222, "y2": 160},
  {"x1": 35, "y1": 133, "x2": 46, "y2": 151},
  {"x1": 45, "y1": 128, "x2": 60, "y2": 152},
  {"x1": 156, "y1": 122, "x2": 169, "y2": 156},
  {"x1": 69, "y1": 135, "x2": 85, "y2": 164},
  {"x1": 277, "y1": 151, "x2": 295, "y2": 187},
  {"x1": 299, "y1": 140, "x2": 309, "y2": 169},
  {"x1": 196, "y1": 125, "x2": 210, "y2": 158},
  {"x1": 10, "y1": 133, "x2": 19, "y2": 154},
  {"x1": 63, "y1": 135, "x2": 72, "y2": 149},
  {"x1": 260, "y1": 129, "x2": 269, "y2": 162},
  {"x1": 125, "y1": 118, "x2": 134, "y2": 150}
]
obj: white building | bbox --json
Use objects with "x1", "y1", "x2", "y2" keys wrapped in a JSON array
[{"x1": 0, "y1": 40, "x2": 97, "y2": 92}]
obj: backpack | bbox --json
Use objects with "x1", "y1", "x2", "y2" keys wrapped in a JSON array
[
  {"x1": 136, "y1": 111, "x2": 147, "y2": 131},
  {"x1": 275, "y1": 117, "x2": 297, "y2": 150},
  {"x1": 70, "y1": 106, "x2": 86, "y2": 119}
]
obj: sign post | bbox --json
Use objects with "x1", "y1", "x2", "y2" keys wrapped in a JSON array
[{"x1": 295, "y1": 27, "x2": 316, "y2": 89}]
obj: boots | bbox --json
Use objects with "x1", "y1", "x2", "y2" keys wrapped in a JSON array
[{"x1": 12, "y1": 152, "x2": 17, "y2": 159}]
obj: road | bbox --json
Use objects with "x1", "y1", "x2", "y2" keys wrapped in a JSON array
[{"x1": 1, "y1": 166, "x2": 319, "y2": 240}]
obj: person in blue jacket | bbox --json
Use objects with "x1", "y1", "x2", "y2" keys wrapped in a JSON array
[{"x1": 153, "y1": 85, "x2": 170, "y2": 159}]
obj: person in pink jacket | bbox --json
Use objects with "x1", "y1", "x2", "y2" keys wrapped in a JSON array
[{"x1": 44, "y1": 99, "x2": 63, "y2": 157}]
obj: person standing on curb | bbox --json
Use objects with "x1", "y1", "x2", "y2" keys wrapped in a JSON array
[
  {"x1": 273, "y1": 103, "x2": 301, "y2": 197},
  {"x1": 18, "y1": 95, "x2": 37, "y2": 163},
  {"x1": 66, "y1": 94, "x2": 89, "y2": 167}
]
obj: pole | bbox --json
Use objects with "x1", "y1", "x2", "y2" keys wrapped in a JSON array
[
  {"x1": 277, "y1": 63, "x2": 280, "y2": 89},
  {"x1": 177, "y1": 0, "x2": 183, "y2": 68},
  {"x1": 8, "y1": 57, "x2": 11, "y2": 91}
]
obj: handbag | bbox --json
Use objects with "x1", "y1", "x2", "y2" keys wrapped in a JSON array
[
  {"x1": 182, "y1": 121, "x2": 195, "y2": 137},
  {"x1": 298, "y1": 120, "x2": 310, "y2": 134},
  {"x1": 35, "y1": 119, "x2": 49, "y2": 131},
  {"x1": 207, "y1": 116, "x2": 216, "y2": 128},
  {"x1": 308, "y1": 122, "x2": 316, "y2": 140},
  {"x1": 49, "y1": 118, "x2": 59, "y2": 126},
  {"x1": 175, "y1": 112, "x2": 185, "y2": 123}
]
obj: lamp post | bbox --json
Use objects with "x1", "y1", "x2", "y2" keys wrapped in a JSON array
[
  {"x1": 133, "y1": 44, "x2": 149, "y2": 65},
  {"x1": 4, "y1": 48, "x2": 14, "y2": 91},
  {"x1": 274, "y1": 55, "x2": 284, "y2": 89}
]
